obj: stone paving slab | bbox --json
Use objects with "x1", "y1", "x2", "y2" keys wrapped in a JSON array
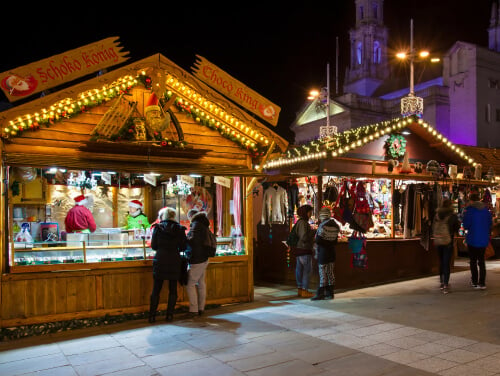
[{"x1": 1, "y1": 259, "x2": 500, "y2": 375}]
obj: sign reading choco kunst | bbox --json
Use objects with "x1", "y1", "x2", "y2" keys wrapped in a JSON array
[{"x1": 191, "y1": 55, "x2": 281, "y2": 127}]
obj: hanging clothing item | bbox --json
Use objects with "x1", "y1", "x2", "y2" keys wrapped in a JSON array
[
  {"x1": 261, "y1": 184, "x2": 288, "y2": 224},
  {"x1": 287, "y1": 182, "x2": 299, "y2": 217}
]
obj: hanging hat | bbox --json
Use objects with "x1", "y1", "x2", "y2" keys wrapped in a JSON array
[
  {"x1": 319, "y1": 207, "x2": 331, "y2": 221},
  {"x1": 74, "y1": 195, "x2": 87, "y2": 206},
  {"x1": 145, "y1": 92, "x2": 161, "y2": 114},
  {"x1": 129, "y1": 200, "x2": 143, "y2": 209}
]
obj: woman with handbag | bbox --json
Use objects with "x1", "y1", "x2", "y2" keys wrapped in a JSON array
[
  {"x1": 149, "y1": 207, "x2": 187, "y2": 323},
  {"x1": 293, "y1": 204, "x2": 315, "y2": 297}
]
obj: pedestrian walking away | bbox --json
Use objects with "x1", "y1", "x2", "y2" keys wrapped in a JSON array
[
  {"x1": 463, "y1": 192, "x2": 493, "y2": 290},
  {"x1": 432, "y1": 199, "x2": 460, "y2": 294}
]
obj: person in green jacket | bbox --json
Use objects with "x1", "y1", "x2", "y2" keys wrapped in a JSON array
[{"x1": 125, "y1": 200, "x2": 150, "y2": 229}]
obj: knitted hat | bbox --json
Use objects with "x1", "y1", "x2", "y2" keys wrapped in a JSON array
[
  {"x1": 74, "y1": 195, "x2": 87, "y2": 206},
  {"x1": 319, "y1": 207, "x2": 331, "y2": 221},
  {"x1": 129, "y1": 200, "x2": 143, "y2": 209}
]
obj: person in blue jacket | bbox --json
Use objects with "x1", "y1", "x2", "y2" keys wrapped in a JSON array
[{"x1": 463, "y1": 192, "x2": 493, "y2": 290}]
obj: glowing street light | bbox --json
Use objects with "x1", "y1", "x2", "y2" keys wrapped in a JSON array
[{"x1": 397, "y1": 19, "x2": 439, "y2": 116}]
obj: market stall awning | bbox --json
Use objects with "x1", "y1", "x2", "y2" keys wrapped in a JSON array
[{"x1": 264, "y1": 115, "x2": 489, "y2": 181}]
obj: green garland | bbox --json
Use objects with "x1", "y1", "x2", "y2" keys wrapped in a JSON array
[{"x1": 385, "y1": 134, "x2": 406, "y2": 159}]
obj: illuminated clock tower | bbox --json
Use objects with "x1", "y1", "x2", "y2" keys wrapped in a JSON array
[{"x1": 344, "y1": 0, "x2": 389, "y2": 96}]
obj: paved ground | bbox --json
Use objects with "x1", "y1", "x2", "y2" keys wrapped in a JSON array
[{"x1": 2, "y1": 258, "x2": 500, "y2": 375}]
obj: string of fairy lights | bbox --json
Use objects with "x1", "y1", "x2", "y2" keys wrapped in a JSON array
[
  {"x1": 161, "y1": 73, "x2": 270, "y2": 155},
  {"x1": 263, "y1": 115, "x2": 476, "y2": 170},
  {"x1": 1, "y1": 71, "x2": 272, "y2": 158},
  {"x1": 2, "y1": 76, "x2": 139, "y2": 138}
]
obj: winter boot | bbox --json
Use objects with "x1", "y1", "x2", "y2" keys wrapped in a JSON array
[
  {"x1": 148, "y1": 295, "x2": 160, "y2": 323},
  {"x1": 311, "y1": 287, "x2": 325, "y2": 301},
  {"x1": 166, "y1": 291, "x2": 177, "y2": 321},
  {"x1": 301, "y1": 289, "x2": 314, "y2": 298},
  {"x1": 324, "y1": 285, "x2": 334, "y2": 300}
]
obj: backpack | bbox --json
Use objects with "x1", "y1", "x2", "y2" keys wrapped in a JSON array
[
  {"x1": 204, "y1": 227, "x2": 217, "y2": 257},
  {"x1": 432, "y1": 214, "x2": 451, "y2": 245},
  {"x1": 287, "y1": 221, "x2": 300, "y2": 247}
]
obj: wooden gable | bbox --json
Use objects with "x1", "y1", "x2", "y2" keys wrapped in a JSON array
[{"x1": 0, "y1": 54, "x2": 288, "y2": 176}]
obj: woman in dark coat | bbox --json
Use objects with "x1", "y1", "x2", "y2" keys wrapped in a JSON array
[{"x1": 149, "y1": 207, "x2": 187, "y2": 322}]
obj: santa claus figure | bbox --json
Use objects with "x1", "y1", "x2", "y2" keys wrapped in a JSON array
[
  {"x1": 145, "y1": 92, "x2": 170, "y2": 134},
  {"x1": 65, "y1": 195, "x2": 97, "y2": 233},
  {"x1": 125, "y1": 200, "x2": 150, "y2": 230}
]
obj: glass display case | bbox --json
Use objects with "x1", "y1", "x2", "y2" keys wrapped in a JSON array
[
  {"x1": 12, "y1": 234, "x2": 246, "y2": 266},
  {"x1": 216, "y1": 236, "x2": 246, "y2": 256}
]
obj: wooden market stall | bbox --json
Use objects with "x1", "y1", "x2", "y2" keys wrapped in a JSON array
[
  {"x1": 0, "y1": 43, "x2": 288, "y2": 329},
  {"x1": 256, "y1": 115, "x2": 497, "y2": 289}
]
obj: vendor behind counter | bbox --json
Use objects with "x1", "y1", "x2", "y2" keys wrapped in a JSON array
[{"x1": 124, "y1": 200, "x2": 150, "y2": 230}]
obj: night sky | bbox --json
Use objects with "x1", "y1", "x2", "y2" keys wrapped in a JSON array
[{"x1": 0, "y1": 1, "x2": 493, "y2": 142}]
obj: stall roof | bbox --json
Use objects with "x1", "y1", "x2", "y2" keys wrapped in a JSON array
[
  {"x1": 0, "y1": 54, "x2": 288, "y2": 176},
  {"x1": 264, "y1": 115, "x2": 493, "y2": 179}
]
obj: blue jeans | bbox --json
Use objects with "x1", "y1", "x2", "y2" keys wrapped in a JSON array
[
  {"x1": 296, "y1": 255, "x2": 312, "y2": 290},
  {"x1": 437, "y1": 243, "x2": 453, "y2": 285}
]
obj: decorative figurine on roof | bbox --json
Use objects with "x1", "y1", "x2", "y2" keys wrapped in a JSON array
[
  {"x1": 463, "y1": 166, "x2": 473, "y2": 179},
  {"x1": 439, "y1": 163, "x2": 448, "y2": 178},
  {"x1": 145, "y1": 92, "x2": 170, "y2": 135},
  {"x1": 426, "y1": 160, "x2": 440, "y2": 178},
  {"x1": 133, "y1": 119, "x2": 147, "y2": 141},
  {"x1": 487, "y1": 167, "x2": 495, "y2": 182},
  {"x1": 400, "y1": 151, "x2": 412, "y2": 174},
  {"x1": 448, "y1": 164, "x2": 458, "y2": 179},
  {"x1": 474, "y1": 163, "x2": 482, "y2": 180},
  {"x1": 387, "y1": 159, "x2": 399, "y2": 173}
]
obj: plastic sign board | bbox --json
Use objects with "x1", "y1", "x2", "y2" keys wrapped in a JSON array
[
  {"x1": 192, "y1": 55, "x2": 280, "y2": 126},
  {"x1": 0, "y1": 37, "x2": 129, "y2": 102}
]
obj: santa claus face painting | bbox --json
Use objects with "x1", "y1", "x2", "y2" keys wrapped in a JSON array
[{"x1": 1, "y1": 74, "x2": 38, "y2": 97}]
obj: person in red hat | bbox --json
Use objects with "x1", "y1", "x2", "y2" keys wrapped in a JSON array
[
  {"x1": 64, "y1": 194, "x2": 97, "y2": 233},
  {"x1": 124, "y1": 200, "x2": 150, "y2": 230}
]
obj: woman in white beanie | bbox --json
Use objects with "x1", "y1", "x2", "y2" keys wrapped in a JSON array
[{"x1": 312, "y1": 207, "x2": 340, "y2": 300}]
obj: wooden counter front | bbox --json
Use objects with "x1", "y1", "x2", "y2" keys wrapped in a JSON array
[
  {"x1": 255, "y1": 235, "x2": 440, "y2": 290},
  {"x1": 0, "y1": 256, "x2": 249, "y2": 328}
]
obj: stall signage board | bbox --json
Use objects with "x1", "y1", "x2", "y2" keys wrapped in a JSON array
[
  {"x1": 143, "y1": 173, "x2": 157, "y2": 187},
  {"x1": 214, "y1": 176, "x2": 231, "y2": 188},
  {"x1": 192, "y1": 55, "x2": 280, "y2": 126},
  {"x1": 0, "y1": 37, "x2": 129, "y2": 102}
]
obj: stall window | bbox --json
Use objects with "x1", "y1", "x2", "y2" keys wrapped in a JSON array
[{"x1": 9, "y1": 168, "x2": 246, "y2": 269}]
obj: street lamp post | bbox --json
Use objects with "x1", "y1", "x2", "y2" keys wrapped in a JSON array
[
  {"x1": 400, "y1": 19, "x2": 424, "y2": 117},
  {"x1": 309, "y1": 63, "x2": 337, "y2": 139}
]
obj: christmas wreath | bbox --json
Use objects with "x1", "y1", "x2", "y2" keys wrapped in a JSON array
[{"x1": 385, "y1": 134, "x2": 406, "y2": 159}]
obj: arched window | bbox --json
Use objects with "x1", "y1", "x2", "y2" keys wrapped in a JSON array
[
  {"x1": 373, "y1": 3, "x2": 378, "y2": 18},
  {"x1": 359, "y1": 6, "x2": 364, "y2": 19},
  {"x1": 357, "y1": 42, "x2": 363, "y2": 65},
  {"x1": 373, "y1": 41, "x2": 381, "y2": 64}
]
